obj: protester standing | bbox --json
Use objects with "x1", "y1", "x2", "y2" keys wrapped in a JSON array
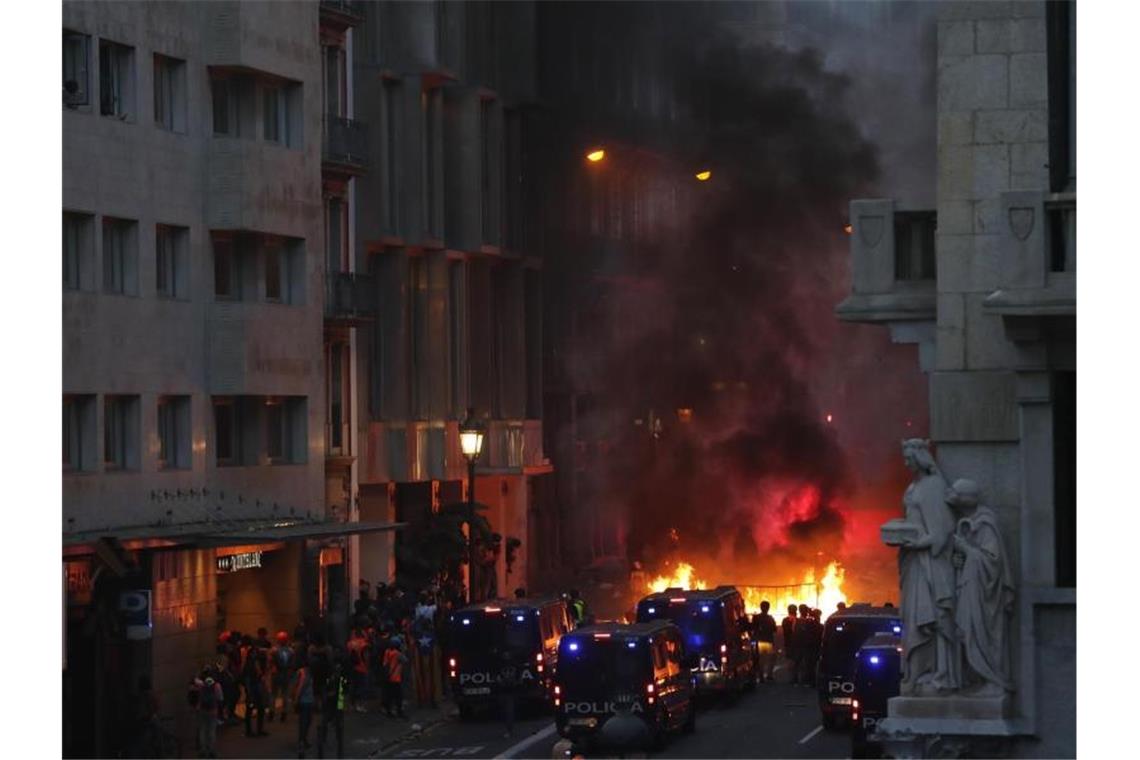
[
  {"x1": 382, "y1": 639, "x2": 408, "y2": 718},
  {"x1": 292, "y1": 655, "x2": 315, "y2": 758},
  {"x1": 781, "y1": 605, "x2": 799, "y2": 682},
  {"x1": 316, "y1": 659, "x2": 349, "y2": 759},
  {"x1": 495, "y1": 648, "x2": 521, "y2": 739},
  {"x1": 190, "y1": 669, "x2": 223, "y2": 758},
  {"x1": 752, "y1": 600, "x2": 778, "y2": 682},
  {"x1": 269, "y1": 631, "x2": 295, "y2": 723}
]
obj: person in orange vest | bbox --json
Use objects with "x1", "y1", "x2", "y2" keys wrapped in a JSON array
[
  {"x1": 345, "y1": 626, "x2": 371, "y2": 713},
  {"x1": 381, "y1": 639, "x2": 407, "y2": 718}
]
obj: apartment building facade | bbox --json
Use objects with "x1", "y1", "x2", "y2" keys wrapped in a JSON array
[
  {"x1": 836, "y1": 1, "x2": 1075, "y2": 755},
  {"x1": 61, "y1": 2, "x2": 394, "y2": 755},
  {"x1": 347, "y1": 1, "x2": 554, "y2": 599}
]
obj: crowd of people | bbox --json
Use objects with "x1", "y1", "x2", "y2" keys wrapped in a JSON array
[
  {"x1": 749, "y1": 600, "x2": 832, "y2": 686},
  {"x1": 183, "y1": 582, "x2": 465, "y2": 759}
]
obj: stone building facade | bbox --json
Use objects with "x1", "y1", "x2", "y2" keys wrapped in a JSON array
[
  {"x1": 347, "y1": 0, "x2": 554, "y2": 598},
  {"x1": 61, "y1": 2, "x2": 384, "y2": 754},
  {"x1": 837, "y1": 1, "x2": 1075, "y2": 756}
]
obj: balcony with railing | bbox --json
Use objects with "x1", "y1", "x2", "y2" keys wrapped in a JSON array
[
  {"x1": 322, "y1": 115, "x2": 369, "y2": 175},
  {"x1": 324, "y1": 272, "x2": 375, "y2": 325},
  {"x1": 319, "y1": 0, "x2": 364, "y2": 29},
  {"x1": 983, "y1": 190, "x2": 1076, "y2": 325}
]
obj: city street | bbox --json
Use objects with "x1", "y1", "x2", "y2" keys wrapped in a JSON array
[{"x1": 377, "y1": 684, "x2": 849, "y2": 759}]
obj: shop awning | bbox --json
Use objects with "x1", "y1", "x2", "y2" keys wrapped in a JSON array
[
  {"x1": 202, "y1": 520, "x2": 406, "y2": 545},
  {"x1": 63, "y1": 518, "x2": 406, "y2": 555}
]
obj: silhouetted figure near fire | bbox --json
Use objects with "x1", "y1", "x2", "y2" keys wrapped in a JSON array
[
  {"x1": 796, "y1": 604, "x2": 822, "y2": 686},
  {"x1": 752, "y1": 601, "x2": 777, "y2": 682},
  {"x1": 781, "y1": 605, "x2": 798, "y2": 681}
]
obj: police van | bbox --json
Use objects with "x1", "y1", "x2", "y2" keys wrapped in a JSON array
[
  {"x1": 635, "y1": 586, "x2": 756, "y2": 696},
  {"x1": 817, "y1": 604, "x2": 902, "y2": 728},
  {"x1": 554, "y1": 622, "x2": 696, "y2": 751},
  {"x1": 850, "y1": 633, "x2": 902, "y2": 758},
  {"x1": 446, "y1": 596, "x2": 573, "y2": 718}
]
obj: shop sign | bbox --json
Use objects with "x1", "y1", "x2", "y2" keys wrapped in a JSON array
[
  {"x1": 216, "y1": 551, "x2": 262, "y2": 573},
  {"x1": 65, "y1": 560, "x2": 93, "y2": 607},
  {"x1": 119, "y1": 590, "x2": 152, "y2": 641}
]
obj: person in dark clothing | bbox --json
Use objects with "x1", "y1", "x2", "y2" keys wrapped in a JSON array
[
  {"x1": 241, "y1": 635, "x2": 269, "y2": 737},
  {"x1": 751, "y1": 601, "x2": 778, "y2": 682},
  {"x1": 513, "y1": 587, "x2": 526, "y2": 599},
  {"x1": 781, "y1": 604, "x2": 799, "y2": 681},
  {"x1": 796, "y1": 606, "x2": 822, "y2": 687},
  {"x1": 495, "y1": 648, "x2": 522, "y2": 739},
  {"x1": 316, "y1": 659, "x2": 348, "y2": 759},
  {"x1": 292, "y1": 654, "x2": 315, "y2": 758}
]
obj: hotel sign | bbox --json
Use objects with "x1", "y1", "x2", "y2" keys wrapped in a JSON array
[{"x1": 216, "y1": 551, "x2": 263, "y2": 573}]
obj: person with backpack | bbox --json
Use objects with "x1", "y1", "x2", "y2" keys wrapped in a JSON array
[
  {"x1": 316, "y1": 658, "x2": 349, "y2": 759},
  {"x1": 268, "y1": 630, "x2": 295, "y2": 723},
  {"x1": 292, "y1": 654, "x2": 315, "y2": 758},
  {"x1": 189, "y1": 668, "x2": 223, "y2": 758}
]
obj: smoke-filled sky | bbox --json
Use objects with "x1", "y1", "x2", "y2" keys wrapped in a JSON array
[{"x1": 550, "y1": 1, "x2": 936, "y2": 602}]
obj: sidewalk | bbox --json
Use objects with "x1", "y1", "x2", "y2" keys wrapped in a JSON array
[{"x1": 212, "y1": 697, "x2": 453, "y2": 759}]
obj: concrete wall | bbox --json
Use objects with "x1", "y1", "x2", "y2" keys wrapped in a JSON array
[{"x1": 62, "y1": 0, "x2": 326, "y2": 533}]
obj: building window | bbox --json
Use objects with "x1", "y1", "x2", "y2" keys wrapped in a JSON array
[
  {"x1": 422, "y1": 87, "x2": 443, "y2": 238},
  {"x1": 894, "y1": 211, "x2": 936, "y2": 282},
  {"x1": 157, "y1": 395, "x2": 191, "y2": 470},
  {"x1": 448, "y1": 260, "x2": 465, "y2": 418},
  {"x1": 325, "y1": 197, "x2": 347, "y2": 274},
  {"x1": 63, "y1": 395, "x2": 96, "y2": 472},
  {"x1": 153, "y1": 54, "x2": 187, "y2": 133},
  {"x1": 264, "y1": 242, "x2": 283, "y2": 301},
  {"x1": 211, "y1": 73, "x2": 260, "y2": 138},
  {"x1": 383, "y1": 79, "x2": 401, "y2": 233},
  {"x1": 266, "y1": 397, "x2": 305, "y2": 463},
  {"x1": 213, "y1": 398, "x2": 239, "y2": 465},
  {"x1": 156, "y1": 224, "x2": 188, "y2": 299},
  {"x1": 64, "y1": 212, "x2": 93, "y2": 291},
  {"x1": 99, "y1": 39, "x2": 135, "y2": 119},
  {"x1": 103, "y1": 395, "x2": 139, "y2": 470},
  {"x1": 102, "y1": 217, "x2": 138, "y2": 295},
  {"x1": 323, "y1": 45, "x2": 346, "y2": 119},
  {"x1": 263, "y1": 84, "x2": 285, "y2": 143},
  {"x1": 213, "y1": 236, "x2": 240, "y2": 300},
  {"x1": 63, "y1": 30, "x2": 90, "y2": 107},
  {"x1": 1047, "y1": 0, "x2": 1076, "y2": 193},
  {"x1": 328, "y1": 343, "x2": 349, "y2": 455}
]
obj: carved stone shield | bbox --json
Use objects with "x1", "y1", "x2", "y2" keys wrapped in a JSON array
[
  {"x1": 1008, "y1": 207, "x2": 1035, "y2": 241},
  {"x1": 859, "y1": 215, "x2": 884, "y2": 248}
]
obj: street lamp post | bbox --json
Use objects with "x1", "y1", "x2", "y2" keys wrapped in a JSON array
[{"x1": 459, "y1": 408, "x2": 485, "y2": 604}]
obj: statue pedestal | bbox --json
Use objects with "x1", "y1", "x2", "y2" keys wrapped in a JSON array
[{"x1": 873, "y1": 696, "x2": 1020, "y2": 758}]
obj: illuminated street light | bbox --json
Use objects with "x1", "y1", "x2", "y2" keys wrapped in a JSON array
[
  {"x1": 460, "y1": 408, "x2": 486, "y2": 603},
  {"x1": 586, "y1": 148, "x2": 606, "y2": 162},
  {"x1": 695, "y1": 170, "x2": 712, "y2": 181}
]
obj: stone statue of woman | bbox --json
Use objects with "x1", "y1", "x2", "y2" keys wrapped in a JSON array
[
  {"x1": 947, "y1": 479, "x2": 1015, "y2": 696},
  {"x1": 889, "y1": 439, "x2": 959, "y2": 695}
]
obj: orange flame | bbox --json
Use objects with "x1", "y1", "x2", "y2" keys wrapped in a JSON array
[{"x1": 645, "y1": 559, "x2": 848, "y2": 620}]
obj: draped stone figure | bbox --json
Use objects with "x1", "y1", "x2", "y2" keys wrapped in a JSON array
[
  {"x1": 947, "y1": 479, "x2": 1015, "y2": 696},
  {"x1": 886, "y1": 439, "x2": 960, "y2": 695}
]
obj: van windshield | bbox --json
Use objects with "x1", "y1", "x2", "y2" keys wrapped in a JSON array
[
  {"x1": 450, "y1": 608, "x2": 540, "y2": 657},
  {"x1": 637, "y1": 600, "x2": 724, "y2": 653},
  {"x1": 558, "y1": 637, "x2": 650, "y2": 697},
  {"x1": 821, "y1": 617, "x2": 901, "y2": 674}
]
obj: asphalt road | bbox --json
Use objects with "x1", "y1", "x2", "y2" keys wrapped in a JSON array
[{"x1": 374, "y1": 683, "x2": 851, "y2": 759}]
